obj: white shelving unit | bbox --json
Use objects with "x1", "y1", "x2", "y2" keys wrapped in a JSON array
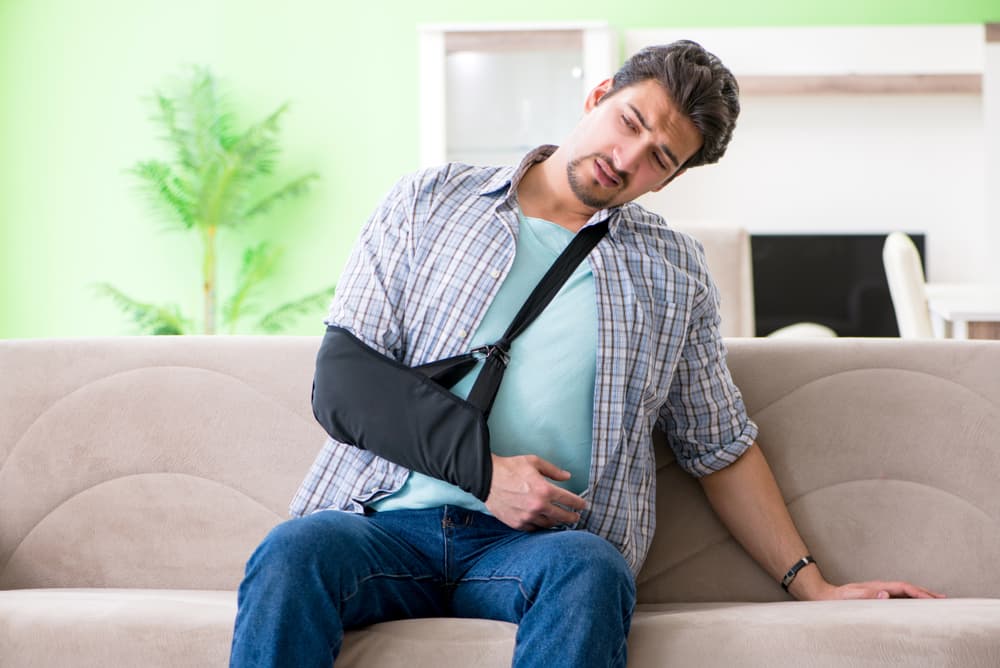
[
  {"x1": 418, "y1": 23, "x2": 617, "y2": 168},
  {"x1": 627, "y1": 24, "x2": 999, "y2": 283}
]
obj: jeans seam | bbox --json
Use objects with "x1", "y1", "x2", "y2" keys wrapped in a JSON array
[
  {"x1": 455, "y1": 575, "x2": 535, "y2": 607},
  {"x1": 442, "y1": 522, "x2": 451, "y2": 583},
  {"x1": 341, "y1": 572, "x2": 440, "y2": 605},
  {"x1": 611, "y1": 634, "x2": 628, "y2": 667}
]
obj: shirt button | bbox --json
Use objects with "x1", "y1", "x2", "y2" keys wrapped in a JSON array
[
  {"x1": 458, "y1": 329, "x2": 468, "y2": 339},
  {"x1": 490, "y1": 269, "x2": 501, "y2": 279}
]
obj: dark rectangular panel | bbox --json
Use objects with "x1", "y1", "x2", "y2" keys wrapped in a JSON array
[{"x1": 751, "y1": 233, "x2": 925, "y2": 337}]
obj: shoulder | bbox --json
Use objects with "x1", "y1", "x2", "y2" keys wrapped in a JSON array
[
  {"x1": 611, "y1": 202, "x2": 720, "y2": 318},
  {"x1": 368, "y1": 163, "x2": 509, "y2": 230},
  {"x1": 393, "y1": 163, "x2": 514, "y2": 241},
  {"x1": 614, "y1": 202, "x2": 711, "y2": 280},
  {"x1": 396, "y1": 162, "x2": 512, "y2": 205}
]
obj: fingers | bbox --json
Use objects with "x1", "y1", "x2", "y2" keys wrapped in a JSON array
[
  {"x1": 530, "y1": 485, "x2": 586, "y2": 529},
  {"x1": 888, "y1": 581, "x2": 947, "y2": 599},
  {"x1": 485, "y1": 454, "x2": 588, "y2": 530},
  {"x1": 494, "y1": 499, "x2": 579, "y2": 531},
  {"x1": 550, "y1": 506, "x2": 583, "y2": 526},
  {"x1": 522, "y1": 456, "x2": 586, "y2": 509},
  {"x1": 527, "y1": 512, "x2": 573, "y2": 531},
  {"x1": 518, "y1": 455, "x2": 587, "y2": 517},
  {"x1": 530, "y1": 455, "x2": 573, "y2": 482},
  {"x1": 859, "y1": 581, "x2": 947, "y2": 599}
]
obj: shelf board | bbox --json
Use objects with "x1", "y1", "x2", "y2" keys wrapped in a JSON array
[{"x1": 738, "y1": 73, "x2": 981, "y2": 95}]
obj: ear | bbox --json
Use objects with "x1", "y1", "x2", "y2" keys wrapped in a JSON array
[
  {"x1": 584, "y1": 78, "x2": 614, "y2": 112},
  {"x1": 651, "y1": 168, "x2": 687, "y2": 192}
]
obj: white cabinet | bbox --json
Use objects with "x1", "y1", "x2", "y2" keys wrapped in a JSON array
[{"x1": 418, "y1": 23, "x2": 617, "y2": 168}]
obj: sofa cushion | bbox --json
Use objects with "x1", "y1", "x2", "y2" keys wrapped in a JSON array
[
  {"x1": 629, "y1": 599, "x2": 1000, "y2": 667},
  {"x1": 3, "y1": 589, "x2": 999, "y2": 668},
  {"x1": 0, "y1": 589, "x2": 235, "y2": 668}
]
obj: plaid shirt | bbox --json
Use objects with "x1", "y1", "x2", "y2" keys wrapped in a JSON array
[{"x1": 291, "y1": 146, "x2": 757, "y2": 575}]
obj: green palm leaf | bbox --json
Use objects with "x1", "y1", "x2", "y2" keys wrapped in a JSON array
[
  {"x1": 222, "y1": 242, "x2": 283, "y2": 333},
  {"x1": 187, "y1": 67, "x2": 238, "y2": 167},
  {"x1": 131, "y1": 159, "x2": 198, "y2": 228},
  {"x1": 208, "y1": 107, "x2": 287, "y2": 228},
  {"x1": 154, "y1": 94, "x2": 197, "y2": 173},
  {"x1": 229, "y1": 103, "x2": 288, "y2": 180},
  {"x1": 255, "y1": 285, "x2": 335, "y2": 334},
  {"x1": 243, "y1": 173, "x2": 320, "y2": 220},
  {"x1": 94, "y1": 284, "x2": 190, "y2": 335}
]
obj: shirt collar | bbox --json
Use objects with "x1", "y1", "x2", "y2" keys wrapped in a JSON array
[{"x1": 478, "y1": 145, "x2": 623, "y2": 235}]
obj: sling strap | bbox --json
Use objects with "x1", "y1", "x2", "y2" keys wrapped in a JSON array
[{"x1": 457, "y1": 219, "x2": 609, "y2": 416}]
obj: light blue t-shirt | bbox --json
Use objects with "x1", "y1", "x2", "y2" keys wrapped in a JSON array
[{"x1": 370, "y1": 211, "x2": 597, "y2": 512}]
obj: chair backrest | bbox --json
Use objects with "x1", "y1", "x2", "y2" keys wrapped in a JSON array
[{"x1": 882, "y1": 232, "x2": 934, "y2": 338}]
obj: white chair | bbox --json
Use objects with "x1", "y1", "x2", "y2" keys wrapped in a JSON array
[
  {"x1": 766, "y1": 321, "x2": 838, "y2": 338},
  {"x1": 882, "y1": 231, "x2": 934, "y2": 339},
  {"x1": 669, "y1": 222, "x2": 837, "y2": 338}
]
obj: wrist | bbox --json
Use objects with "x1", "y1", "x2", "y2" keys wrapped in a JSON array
[{"x1": 786, "y1": 562, "x2": 832, "y2": 600}]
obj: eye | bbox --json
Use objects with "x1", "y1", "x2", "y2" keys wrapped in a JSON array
[
  {"x1": 653, "y1": 153, "x2": 667, "y2": 171},
  {"x1": 621, "y1": 115, "x2": 636, "y2": 132}
]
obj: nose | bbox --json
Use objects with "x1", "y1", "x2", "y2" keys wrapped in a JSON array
[{"x1": 612, "y1": 142, "x2": 642, "y2": 175}]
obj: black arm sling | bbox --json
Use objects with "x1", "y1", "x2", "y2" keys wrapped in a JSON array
[{"x1": 312, "y1": 220, "x2": 608, "y2": 502}]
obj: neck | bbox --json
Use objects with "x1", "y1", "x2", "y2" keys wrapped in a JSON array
[{"x1": 516, "y1": 149, "x2": 599, "y2": 233}]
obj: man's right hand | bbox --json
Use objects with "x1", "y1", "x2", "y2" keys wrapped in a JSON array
[{"x1": 485, "y1": 453, "x2": 587, "y2": 531}]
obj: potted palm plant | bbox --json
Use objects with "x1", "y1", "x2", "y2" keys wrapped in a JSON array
[{"x1": 99, "y1": 67, "x2": 332, "y2": 334}]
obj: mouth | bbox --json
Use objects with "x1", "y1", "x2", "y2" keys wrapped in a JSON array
[{"x1": 593, "y1": 157, "x2": 622, "y2": 188}]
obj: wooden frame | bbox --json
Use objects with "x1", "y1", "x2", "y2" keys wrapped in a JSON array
[{"x1": 738, "y1": 74, "x2": 981, "y2": 96}]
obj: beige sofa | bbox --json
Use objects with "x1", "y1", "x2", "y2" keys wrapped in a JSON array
[{"x1": 1, "y1": 336, "x2": 999, "y2": 667}]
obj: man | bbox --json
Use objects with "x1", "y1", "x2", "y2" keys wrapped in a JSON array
[{"x1": 230, "y1": 41, "x2": 942, "y2": 668}]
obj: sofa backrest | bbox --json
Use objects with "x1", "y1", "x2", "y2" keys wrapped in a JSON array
[
  {"x1": 1, "y1": 337, "x2": 998, "y2": 601},
  {"x1": 639, "y1": 338, "x2": 1000, "y2": 602},
  {"x1": 0, "y1": 337, "x2": 323, "y2": 591}
]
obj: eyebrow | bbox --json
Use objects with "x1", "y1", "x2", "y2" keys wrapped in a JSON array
[{"x1": 628, "y1": 103, "x2": 680, "y2": 168}]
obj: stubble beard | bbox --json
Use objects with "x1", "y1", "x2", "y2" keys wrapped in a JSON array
[{"x1": 566, "y1": 153, "x2": 626, "y2": 210}]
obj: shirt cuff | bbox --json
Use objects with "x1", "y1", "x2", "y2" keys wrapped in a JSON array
[{"x1": 674, "y1": 418, "x2": 759, "y2": 478}]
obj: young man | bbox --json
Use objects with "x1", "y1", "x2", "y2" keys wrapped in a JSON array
[{"x1": 230, "y1": 41, "x2": 942, "y2": 668}]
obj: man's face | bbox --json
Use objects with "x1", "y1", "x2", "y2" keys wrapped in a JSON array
[{"x1": 564, "y1": 78, "x2": 703, "y2": 210}]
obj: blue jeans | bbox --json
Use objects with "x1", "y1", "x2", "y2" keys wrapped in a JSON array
[{"x1": 229, "y1": 506, "x2": 635, "y2": 668}]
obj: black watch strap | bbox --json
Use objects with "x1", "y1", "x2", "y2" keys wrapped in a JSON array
[{"x1": 780, "y1": 555, "x2": 817, "y2": 592}]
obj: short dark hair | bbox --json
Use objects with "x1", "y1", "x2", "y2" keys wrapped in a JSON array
[{"x1": 607, "y1": 41, "x2": 740, "y2": 168}]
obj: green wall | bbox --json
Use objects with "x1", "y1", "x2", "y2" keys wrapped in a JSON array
[{"x1": 2, "y1": 0, "x2": 998, "y2": 338}]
